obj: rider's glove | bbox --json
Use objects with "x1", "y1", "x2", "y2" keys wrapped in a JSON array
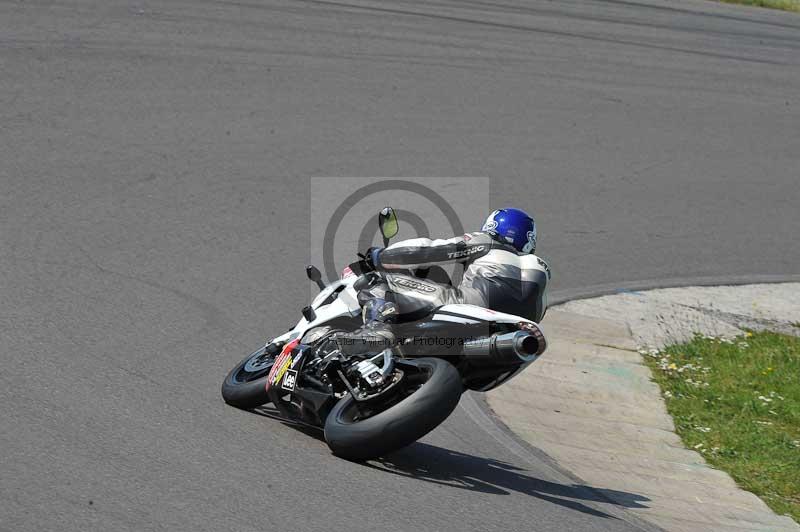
[{"x1": 363, "y1": 247, "x2": 383, "y2": 271}]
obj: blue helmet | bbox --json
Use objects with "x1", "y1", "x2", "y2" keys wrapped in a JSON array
[{"x1": 481, "y1": 208, "x2": 537, "y2": 254}]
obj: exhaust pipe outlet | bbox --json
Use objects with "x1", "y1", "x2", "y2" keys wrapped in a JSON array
[{"x1": 462, "y1": 331, "x2": 539, "y2": 366}]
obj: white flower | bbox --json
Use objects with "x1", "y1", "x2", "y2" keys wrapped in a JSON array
[{"x1": 694, "y1": 443, "x2": 704, "y2": 449}]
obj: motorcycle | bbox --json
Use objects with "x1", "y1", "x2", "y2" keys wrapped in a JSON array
[{"x1": 221, "y1": 207, "x2": 547, "y2": 460}]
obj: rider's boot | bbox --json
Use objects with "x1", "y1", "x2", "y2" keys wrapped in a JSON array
[{"x1": 335, "y1": 298, "x2": 397, "y2": 356}]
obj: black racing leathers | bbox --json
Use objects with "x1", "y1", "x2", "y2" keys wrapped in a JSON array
[{"x1": 376, "y1": 232, "x2": 550, "y2": 323}]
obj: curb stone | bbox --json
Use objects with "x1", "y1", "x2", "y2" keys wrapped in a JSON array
[{"x1": 487, "y1": 285, "x2": 800, "y2": 532}]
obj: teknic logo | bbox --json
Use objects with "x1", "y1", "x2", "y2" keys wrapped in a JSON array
[
  {"x1": 447, "y1": 245, "x2": 485, "y2": 259},
  {"x1": 391, "y1": 277, "x2": 438, "y2": 293}
]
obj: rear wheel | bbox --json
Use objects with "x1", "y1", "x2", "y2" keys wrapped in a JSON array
[
  {"x1": 324, "y1": 357, "x2": 462, "y2": 461},
  {"x1": 221, "y1": 346, "x2": 276, "y2": 408}
]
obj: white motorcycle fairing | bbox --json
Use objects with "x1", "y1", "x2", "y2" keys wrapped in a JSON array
[
  {"x1": 268, "y1": 276, "x2": 541, "y2": 342},
  {"x1": 265, "y1": 274, "x2": 545, "y2": 391}
]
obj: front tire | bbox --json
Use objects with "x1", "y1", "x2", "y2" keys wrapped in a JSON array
[
  {"x1": 221, "y1": 346, "x2": 275, "y2": 409},
  {"x1": 324, "y1": 357, "x2": 462, "y2": 461}
]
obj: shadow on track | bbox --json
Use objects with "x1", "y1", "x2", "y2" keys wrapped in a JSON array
[
  {"x1": 250, "y1": 406, "x2": 650, "y2": 519},
  {"x1": 365, "y1": 442, "x2": 651, "y2": 519}
]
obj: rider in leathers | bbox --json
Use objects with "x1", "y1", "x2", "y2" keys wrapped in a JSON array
[{"x1": 337, "y1": 208, "x2": 551, "y2": 355}]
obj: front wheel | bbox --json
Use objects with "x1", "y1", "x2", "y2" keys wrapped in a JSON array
[
  {"x1": 324, "y1": 357, "x2": 463, "y2": 461},
  {"x1": 221, "y1": 346, "x2": 276, "y2": 409}
]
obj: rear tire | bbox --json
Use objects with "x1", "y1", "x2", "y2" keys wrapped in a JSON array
[
  {"x1": 221, "y1": 346, "x2": 275, "y2": 409},
  {"x1": 324, "y1": 357, "x2": 462, "y2": 461}
]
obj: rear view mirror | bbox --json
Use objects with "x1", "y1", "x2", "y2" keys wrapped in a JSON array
[{"x1": 378, "y1": 207, "x2": 399, "y2": 244}]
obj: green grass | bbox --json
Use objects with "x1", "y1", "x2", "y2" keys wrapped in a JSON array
[
  {"x1": 717, "y1": 0, "x2": 800, "y2": 11},
  {"x1": 642, "y1": 332, "x2": 800, "y2": 523}
]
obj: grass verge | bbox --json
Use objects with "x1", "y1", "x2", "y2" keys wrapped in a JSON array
[
  {"x1": 642, "y1": 332, "x2": 799, "y2": 523},
  {"x1": 717, "y1": 0, "x2": 800, "y2": 12}
]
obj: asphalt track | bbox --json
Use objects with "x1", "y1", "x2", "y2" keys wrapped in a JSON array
[{"x1": 1, "y1": 0, "x2": 799, "y2": 530}]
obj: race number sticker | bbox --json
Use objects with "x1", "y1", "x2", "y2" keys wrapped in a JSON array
[{"x1": 281, "y1": 369, "x2": 298, "y2": 392}]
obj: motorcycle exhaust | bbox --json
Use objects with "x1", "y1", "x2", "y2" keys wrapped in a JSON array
[{"x1": 461, "y1": 331, "x2": 539, "y2": 366}]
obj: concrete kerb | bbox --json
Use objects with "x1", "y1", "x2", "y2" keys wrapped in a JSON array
[{"x1": 487, "y1": 283, "x2": 800, "y2": 532}]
